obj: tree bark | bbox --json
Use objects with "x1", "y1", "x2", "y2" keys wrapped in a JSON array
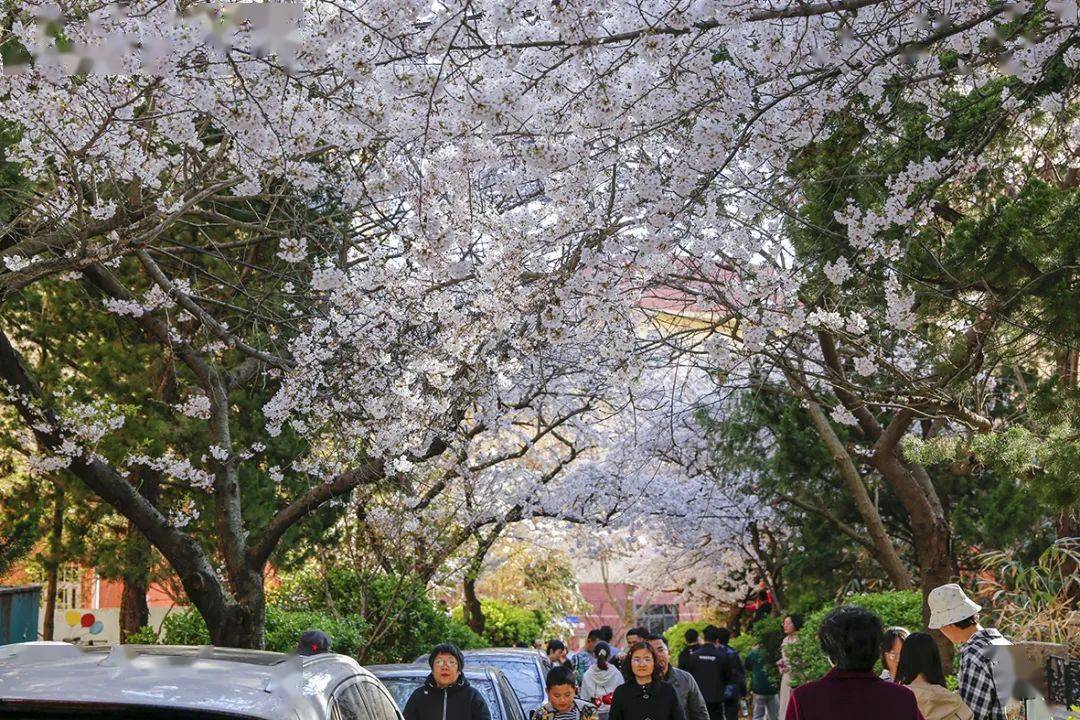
[
  {"x1": 462, "y1": 576, "x2": 485, "y2": 635},
  {"x1": 42, "y1": 485, "x2": 64, "y2": 641},
  {"x1": 119, "y1": 468, "x2": 160, "y2": 642},
  {"x1": 803, "y1": 399, "x2": 915, "y2": 590}
]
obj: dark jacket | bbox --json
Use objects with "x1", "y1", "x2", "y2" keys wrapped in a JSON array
[
  {"x1": 717, "y1": 643, "x2": 746, "y2": 700},
  {"x1": 687, "y1": 644, "x2": 729, "y2": 703},
  {"x1": 677, "y1": 645, "x2": 700, "y2": 672},
  {"x1": 610, "y1": 680, "x2": 686, "y2": 720},
  {"x1": 785, "y1": 669, "x2": 926, "y2": 720},
  {"x1": 404, "y1": 674, "x2": 492, "y2": 720}
]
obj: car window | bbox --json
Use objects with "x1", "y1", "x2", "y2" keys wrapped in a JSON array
[
  {"x1": 359, "y1": 680, "x2": 401, "y2": 720},
  {"x1": 332, "y1": 681, "x2": 369, "y2": 720},
  {"x1": 475, "y1": 660, "x2": 544, "y2": 708},
  {"x1": 376, "y1": 677, "x2": 503, "y2": 720},
  {"x1": 497, "y1": 673, "x2": 530, "y2": 720}
]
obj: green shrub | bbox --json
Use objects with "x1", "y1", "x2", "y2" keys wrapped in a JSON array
[
  {"x1": 272, "y1": 566, "x2": 487, "y2": 661},
  {"x1": 453, "y1": 600, "x2": 548, "y2": 647},
  {"x1": 123, "y1": 625, "x2": 160, "y2": 645},
  {"x1": 729, "y1": 633, "x2": 755, "y2": 656},
  {"x1": 160, "y1": 605, "x2": 369, "y2": 657},
  {"x1": 264, "y1": 606, "x2": 369, "y2": 658},
  {"x1": 161, "y1": 607, "x2": 211, "y2": 645},
  {"x1": 663, "y1": 620, "x2": 711, "y2": 662},
  {"x1": 788, "y1": 591, "x2": 923, "y2": 687}
]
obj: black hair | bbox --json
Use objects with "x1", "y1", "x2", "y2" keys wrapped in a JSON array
[
  {"x1": 620, "y1": 641, "x2": 663, "y2": 685},
  {"x1": 787, "y1": 614, "x2": 805, "y2": 631},
  {"x1": 586, "y1": 629, "x2": 602, "y2": 642},
  {"x1": 598, "y1": 626, "x2": 614, "y2": 642},
  {"x1": 546, "y1": 639, "x2": 567, "y2": 653},
  {"x1": 627, "y1": 626, "x2": 647, "y2": 640},
  {"x1": 702, "y1": 626, "x2": 720, "y2": 643},
  {"x1": 428, "y1": 643, "x2": 465, "y2": 670},
  {"x1": 896, "y1": 632, "x2": 947, "y2": 687},
  {"x1": 545, "y1": 665, "x2": 577, "y2": 690},
  {"x1": 817, "y1": 606, "x2": 883, "y2": 671},
  {"x1": 881, "y1": 626, "x2": 910, "y2": 672},
  {"x1": 644, "y1": 633, "x2": 665, "y2": 644},
  {"x1": 594, "y1": 641, "x2": 613, "y2": 670},
  {"x1": 717, "y1": 627, "x2": 732, "y2": 645},
  {"x1": 952, "y1": 615, "x2": 978, "y2": 629},
  {"x1": 684, "y1": 628, "x2": 699, "y2": 643}
]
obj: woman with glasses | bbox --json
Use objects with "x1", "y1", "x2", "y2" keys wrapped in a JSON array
[
  {"x1": 404, "y1": 644, "x2": 492, "y2": 720},
  {"x1": 609, "y1": 642, "x2": 685, "y2": 720},
  {"x1": 881, "y1": 627, "x2": 911, "y2": 682}
]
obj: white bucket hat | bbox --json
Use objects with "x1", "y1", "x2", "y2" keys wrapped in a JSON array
[{"x1": 927, "y1": 583, "x2": 981, "y2": 629}]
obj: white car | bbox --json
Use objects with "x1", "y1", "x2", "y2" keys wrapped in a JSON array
[{"x1": 0, "y1": 641, "x2": 403, "y2": 720}]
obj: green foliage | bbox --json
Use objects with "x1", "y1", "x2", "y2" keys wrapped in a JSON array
[
  {"x1": 161, "y1": 607, "x2": 211, "y2": 645},
  {"x1": 124, "y1": 625, "x2": 162, "y2": 644},
  {"x1": 0, "y1": 479, "x2": 44, "y2": 577},
  {"x1": 159, "y1": 605, "x2": 377, "y2": 659},
  {"x1": 263, "y1": 606, "x2": 369, "y2": 658},
  {"x1": 271, "y1": 565, "x2": 486, "y2": 661},
  {"x1": 728, "y1": 633, "x2": 754, "y2": 656},
  {"x1": 453, "y1": 599, "x2": 548, "y2": 648},
  {"x1": 663, "y1": 621, "x2": 711, "y2": 662},
  {"x1": 787, "y1": 591, "x2": 923, "y2": 687}
]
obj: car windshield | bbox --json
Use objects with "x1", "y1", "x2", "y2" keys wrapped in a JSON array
[
  {"x1": 377, "y1": 678, "x2": 502, "y2": 720},
  {"x1": 469, "y1": 660, "x2": 543, "y2": 708}
]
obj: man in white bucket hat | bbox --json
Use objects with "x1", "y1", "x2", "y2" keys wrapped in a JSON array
[{"x1": 928, "y1": 583, "x2": 1013, "y2": 720}]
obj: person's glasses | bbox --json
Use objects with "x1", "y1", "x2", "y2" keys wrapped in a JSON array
[
  {"x1": 631, "y1": 657, "x2": 652, "y2": 665},
  {"x1": 433, "y1": 659, "x2": 459, "y2": 668}
]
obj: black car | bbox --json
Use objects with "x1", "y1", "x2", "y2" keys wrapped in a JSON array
[
  {"x1": 412, "y1": 649, "x2": 547, "y2": 714},
  {"x1": 367, "y1": 665, "x2": 527, "y2": 720}
]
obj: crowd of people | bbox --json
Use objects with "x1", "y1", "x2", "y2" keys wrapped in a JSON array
[{"x1": 318, "y1": 581, "x2": 1014, "y2": 720}]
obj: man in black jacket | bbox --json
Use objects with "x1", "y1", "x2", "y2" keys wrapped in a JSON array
[
  {"x1": 404, "y1": 644, "x2": 492, "y2": 720},
  {"x1": 715, "y1": 628, "x2": 746, "y2": 720},
  {"x1": 687, "y1": 627, "x2": 729, "y2": 720}
]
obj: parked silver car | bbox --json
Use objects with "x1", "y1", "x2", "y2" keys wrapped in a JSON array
[
  {"x1": 412, "y1": 649, "x2": 548, "y2": 713},
  {"x1": 0, "y1": 641, "x2": 403, "y2": 720},
  {"x1": 368, "y1": 664, "x2": 527, "y2": 720}
]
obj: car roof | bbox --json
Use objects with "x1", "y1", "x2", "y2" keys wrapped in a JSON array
[
  {"x1": 365, "y1": 664, "x2": 500, "y2": 681},
  {"x1": 0, "y1": 642, "x2": 371, "y2": 720},
  {"x1": 412, "y1": 649, "x2": 544, "y2": 664}
]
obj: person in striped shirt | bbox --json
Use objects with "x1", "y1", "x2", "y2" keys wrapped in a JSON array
[{"x1": 531, "y1": 666, "x2": 598, "y2": 720}]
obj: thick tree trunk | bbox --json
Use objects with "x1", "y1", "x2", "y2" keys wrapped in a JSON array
[
  {"x1": 42, "y1": 485, "x2": 64, "y2": 641},
  {"x1": 120, "y1": 469, "x2": 160, "y2": 642},
  {"x1": 462, "y1": 576, "x2": 485, "y2": 636}
]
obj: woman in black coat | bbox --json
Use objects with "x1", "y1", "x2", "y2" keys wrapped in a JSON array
[{"x1": 609, "y1": 642, "x2": 686, "y2": 720}]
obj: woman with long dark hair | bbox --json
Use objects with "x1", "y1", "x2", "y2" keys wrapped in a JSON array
[
  {"x1": 581, "y1": 642, "x2": 623, "y2": 720},
  {"x1": 609, "y1": 642, "x2": 685, "y2": 720},
  {"x1": 897, "y1": 632, "x2": 973, "y2": 720}
]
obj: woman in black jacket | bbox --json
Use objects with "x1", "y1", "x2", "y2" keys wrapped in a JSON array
[{"x1": 609, "y1": 642, "x2": 686, "y2": 720}]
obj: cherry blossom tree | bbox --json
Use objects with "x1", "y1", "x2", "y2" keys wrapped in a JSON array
[{"x1": 0, "y1": 0, "x2": 1074, "y2": 646}]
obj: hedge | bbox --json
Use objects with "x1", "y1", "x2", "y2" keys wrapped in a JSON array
[
  {"x1": 131, "y1": 603, "x2": 483, "y2": 661},
  {"x1": 452, "y1": 599, "x2": 549, "y2": 648},
  {"x1": 787, "y1": 590, "x2": 923, "y2": 687}
]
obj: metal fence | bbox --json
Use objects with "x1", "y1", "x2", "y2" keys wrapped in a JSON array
[{"x1": 1046, "y1": 655, "x2": 1079, "y2": 709}]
